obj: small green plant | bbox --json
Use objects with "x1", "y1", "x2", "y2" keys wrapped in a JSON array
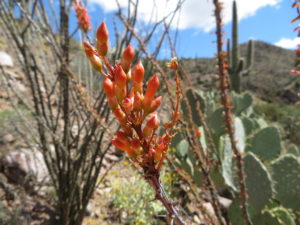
[{"x1": 111, "y1": 168, "x2": 176, "y2": 225}]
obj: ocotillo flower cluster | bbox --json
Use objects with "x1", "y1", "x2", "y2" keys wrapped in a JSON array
[
  {"x1": 83, "y1": 22, "x2": 180, "y2": 172},
  {"x1": 73, "y1": 0, "x2": 91, "y2": 33}
]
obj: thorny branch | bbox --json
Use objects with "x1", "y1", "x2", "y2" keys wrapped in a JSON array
[{"x1": 213, "y1": 1, "x2": 253, "y2": 225}]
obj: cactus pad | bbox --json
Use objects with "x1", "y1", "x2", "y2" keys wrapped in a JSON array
[
  {"x1": 271, "y1": 155, "x2": 300, "y2": 211},
  {"x1": 251, "y1": 126, "x2": 281, "y2": 161}
]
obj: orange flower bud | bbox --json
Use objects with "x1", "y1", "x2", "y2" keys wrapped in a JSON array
[
  {"x1": 113, "y1": 107, "x2": 127, "y2": 124},
  {"x1": 121, "y1": 44, "x2": 134, "y2": 73},
  {"x1": 97, "y1": 43, "x2": 109, "y2": 57},
  {"x1": 143, "y1": 74, "x2": 160, "y2": 108},
  {"x1": 83, "y1": 41, "x2": 102, "y2": 72},
  {"x1": 131, "y1": 139, "x2": 143, "y2": 155},
  {"x1": 115, "y1": 131, "x2": 130, "y2": 145},
  {"x1": 107, "y1": 97, "x2": 118, "y2": 111},
  {"x1": 143, "y1": 113, "x2": 159, "y2": 138},
  {"x1": 122, "y1": 97, "x2": 133, "y2": 114},
  {"x1": 132, "y1": 61, "x2": 144, "y2": 83},
  {"x1": 149, "y1": 96, "x2": 162, "y2": 113},
  {"x1": 121, "y1": 125, "x2": 132, "y2": 135},
  {"x1": 154, "y1": 142, "x2": 165, "y2": 162},
  {"x1": 103, "y1": 78, "x2": 114, "y2": 98},
  {"x1": 96, "y1": 22, "x2": 109, "y2": 56},
  {"x1": 128, "y1": 87, "x2": 135, "y2": 98},
  {"x1": 115, "y1": 86, "x2": 127, "y2": 102},
  {"x1": 96, "y1": 22, "x2": 109, "y2": 43},
  {"x1": 133, "y1": 92, "x2": 143, "y2": 110},
  {"x1": 148, "y1": 148, "x2": 155, "y2": 158},
  {"x1": 111, "y1": 139, "x2": 130, "y2": 151},
  {"x1": 111, "y1": 138, "x2": 135, "y2": 157},
  {"x1": 115, "y1": 65, "x2": 127, "y2": 88}
]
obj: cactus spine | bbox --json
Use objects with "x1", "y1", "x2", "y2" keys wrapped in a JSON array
[{"x1": 228, "y1": 0, "x2": 254, "y2": 93}]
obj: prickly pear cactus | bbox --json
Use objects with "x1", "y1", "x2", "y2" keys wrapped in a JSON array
[
  {"x1": 286, "y1": 144, "x2": 299, "y2": 156},
  {"x1": 207, "y1": 107, "x2": 226, "y2": 137},
  {"x1": 243, "y1": 153, "x2": 273, "y2": 213},
  {"x1": 228, "y1": 153, "x2": 273, "y2": 223},
  {"x1": 181, "y1": 88, "x2": 204, "y2": 126},
  {"x1": 231, "y1": 92, "x2": 253, "y2": 116},
  {"x1": 270, "y1": 155, "x2": 300, "y2": 211},
  {"x1": 234, "y1": 117, "x2": 246, "y2": 152},
  {"x1": 220, "y1": 135, "x2": 236, "y2": 191},
  {"x1": 251, "y1": 126, "x2": 281, "y2": 161},
  {"x1": 220, "y1": 116, "x2": 246, "y2": 192},
  {"x1": 241, "y1": 117, "x2": 256, "y2": 135},
  {"x1": 253, "y1": 207, "x2": 296, "y2": 225}
]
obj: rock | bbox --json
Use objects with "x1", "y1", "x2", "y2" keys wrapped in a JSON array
[
  {"x1": 203, "y1": 202, "x2": 215, "y2": 216},
  {"x1": 105, "y1": 154, "x2": 119, "y2": 162},
  {"x1": 193, "y1": 214, "x2": 202, "y2": 224},
  {"x1": 0, "y1": 91, "x2": 9, "y2": 99},
  {"x1": 0, "y1": 52, "x2": 13, "y2": 67},
  {"x1": 0, "y1": 148, "x2": 49, "y2": 189},
  {"x1": 0, "y1": 173, "x2": 15, "y2": 200},
  {"x1": 2, "y1": 134, "x2": 15, "y2": 144},
  {"x1": 218, "y1": 196, "x2": 232, "y2": 209},
  {"x1": 12, "y1": 80, "x2": 27, "y2": 92},
  {"x1": 85, "y1": 202, "x2": 93, "y2": 217}
]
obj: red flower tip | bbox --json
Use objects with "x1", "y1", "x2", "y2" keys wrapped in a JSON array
[
  {"x1": 144, "y1": 74, "x2": 160, "y2": 108},
  {"x1": 103, "y1": 78, "x2": 114, "y2": 98},
  {"x1": 131, "y1": 139, "x2": 143, "y2": 155},
  {"x1": 115, "y1": 131, "x2": 130, "y2": 143},
  {"x1": 111, "y1": 139, "x2": 130, "y2": 152},
  {"x1": 121, "y1": 44, "x2": 135, "y2": 73},
  {"x1": 83, "y1": 42, "x2": 102, "y2": 72},
  {"x1": 113, "y1": 107, "x2": 127, "y2": 124},
  {"x1": 132, "y1": 61, "x2": 144, "y2": 83},
  {"x1": 154, "y1": 142, "x2": 165, "y2": 161},
  {"x1": 149, "y1": 96, "x2": 162, "y2": 113},
  {"x1": 122, "y1": 97, "x2": 134, "y2": 114},
  {"x1": 115, "y1": 65, "x2": 127, "y2": 88},
  {"x1": 143, "y1": 113, "x2": 159, "y2": 138},
  {"x1": 83, "y1": 41, "x2": 94, "y2": 54},
  {"x1": 147, "y1": 113, "x2": 159, "y2": 129},
  {"x1": 96, "y1": 22, "x2": 109, "y2": 56},
  {"x1": 133, "y1": 92, "x2": 143, "y2": 110},
  {"x1": 96, "y1": 22, "x2": 109, "y2": 43}
]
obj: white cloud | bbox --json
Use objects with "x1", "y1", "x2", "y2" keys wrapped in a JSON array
[
  {"x1": 90, "y1": 0, "x2": 281, "y2": 31},
  {"x1": 275, "y1": 37, "x2": 300, "y2": 49}
]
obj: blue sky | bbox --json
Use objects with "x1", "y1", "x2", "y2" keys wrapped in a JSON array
[{"x1": 71, "y1": 0, "x2": 298, "y2": 58}]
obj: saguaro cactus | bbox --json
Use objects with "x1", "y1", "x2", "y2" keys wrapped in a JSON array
[{"x1": 228, "y1": 0, "x2": 254, "y2": 93}]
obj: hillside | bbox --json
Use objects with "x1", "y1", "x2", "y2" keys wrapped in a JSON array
[{"x1": 181, "y1": 41, "x2": 298, "y2": 103}]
